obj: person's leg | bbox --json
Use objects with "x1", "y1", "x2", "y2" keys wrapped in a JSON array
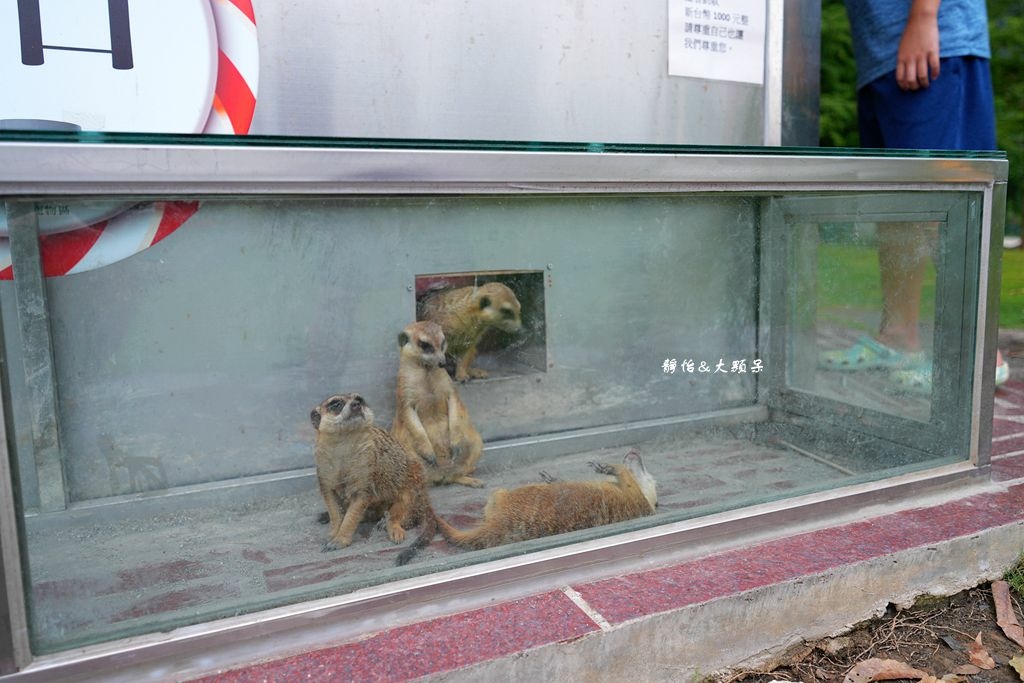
[
  {"x1": 856, "y1": 77, "x2": 937, "y2": 356},
  {"x1": 876, "y1": 222, "x2": 933, "y2": 353},
  {"x1": 824, "y1": 58, "x2": 1007, "y2": 383}
]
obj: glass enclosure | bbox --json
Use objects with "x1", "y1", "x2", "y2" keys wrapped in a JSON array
[{"x1": 0, "y1": 135, "x2": 1005, "y2": 661}]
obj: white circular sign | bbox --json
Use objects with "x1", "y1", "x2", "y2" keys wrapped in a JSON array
[{"x1": 0, "y1": 0, "x2": 217, "y2": 133}]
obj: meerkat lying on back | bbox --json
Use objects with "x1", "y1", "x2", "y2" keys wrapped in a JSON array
[
  {"x1": 419, "y1": 282, "x2": 522, "y2": 382},
  {"x1": 391, "y1": 321, "x2": 484, "y2": 487},
  {"x1": 436, "y1": 449, "x2": 657, "y2": 550},
  {"x1": 311, "y1": 393, "x2": 437, "y2": 563}
]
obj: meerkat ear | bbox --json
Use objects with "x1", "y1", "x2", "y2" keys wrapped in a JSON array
[
  {"x1": 398, "y1": 332, "x2": 409, "y2": 347},
  {"x1": 310, "y1": 408, "x2": 322, "y2": 430},
  {"x1": 479, "y1": 296, "x2": 491, "y2": 309}
]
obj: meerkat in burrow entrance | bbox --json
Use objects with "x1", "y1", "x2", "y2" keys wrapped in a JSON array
[{"x1": 418, "y1": 282, "x2": 522, "y2": 382}]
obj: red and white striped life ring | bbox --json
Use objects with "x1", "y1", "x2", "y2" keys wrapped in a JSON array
[
  {"x1": 203, "y1": 0, "x2": 260, "y2": 135},
  {"x1": 0, "y1": 202, "x2": 200, "y2": 280},
  {"x1": 0, "y1": 0, "x2": 259, "y2": 280}
]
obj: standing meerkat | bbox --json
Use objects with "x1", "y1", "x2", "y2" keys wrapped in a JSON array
[
  {"x1": 391, "y1": 321, "x2": 485, "y2": 488},
  {"x1": 311, "y1": 393, "x2": 437, "y2": 563},
  {"x1": 436, "y1": 449, "x2": 657, "y2": 550},
  {"x1": 419, "y1": 281, "x2": 522, "y2": 382}
]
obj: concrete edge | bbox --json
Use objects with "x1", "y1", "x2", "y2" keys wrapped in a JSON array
[{"x1": 421, "y1": 520, "x2": 1024, "y2": 682}]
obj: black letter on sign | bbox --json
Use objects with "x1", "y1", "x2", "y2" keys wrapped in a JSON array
[
  {"x1": 17, "y1": 0, "x2": 134, "y2": 70},
  {"x1": 16, "y1": 0, "x2": 43, "y2": 66},
  {"x1": 107, "y1": 0, "x2": 133, "y2": 69}
]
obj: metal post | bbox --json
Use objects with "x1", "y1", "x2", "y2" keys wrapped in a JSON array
[
  {"x1": 762, "y1": 0, "x2": 785, "y2": 146},
  {"x1": 781, "y1": 0, "x2": 821, "y2": 146},
  {"x1": 7, "y1": 202, "x2": 67, "y2": 512},
  {"x1": 0, "y1": 318, "x2": 32, "y2": 670}
]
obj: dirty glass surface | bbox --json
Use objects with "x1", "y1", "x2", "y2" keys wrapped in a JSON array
[
  {"x1": 767, "y1": 193, "x2": 978, "y2": 465},
  {"x1": 790, "y1": 217, "x2": 942, "y2": 423},
  {"x1": 0, "y1": 189, "x2": 980, "y2": 653}
]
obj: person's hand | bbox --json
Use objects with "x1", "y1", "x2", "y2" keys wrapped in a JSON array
[{"x1": 896, "y1": 10, "x2": 940, "y2": 90}]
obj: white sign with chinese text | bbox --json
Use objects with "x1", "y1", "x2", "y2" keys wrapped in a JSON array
[{"x1": 667, "y1": 0, "x2": 766, "y2": 85}]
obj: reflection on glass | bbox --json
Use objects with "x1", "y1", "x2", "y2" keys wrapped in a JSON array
[{"x1": 791, "y1": 221, "x2": 939, "y2": 423}]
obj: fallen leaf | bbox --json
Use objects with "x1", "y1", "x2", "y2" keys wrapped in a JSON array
[
  {"x1": 952, "y1": 664, "x2": 981, "y2": 675},
  {"x1": 918, "y1": 676, "x2": 942, "y2": 683},
  {"x1": 1010, "y1": 654, "x2": 1024, "y2": 681},
  {"x1": 843, "y1": 657, "x2": 931, "y2": 683},
  {"x1": 968, "y1": 632, "x2": 996, "y2": 670},
  {"x1": 940, "y1": 675, "x2": 965, "y2": 683},
  {"x1": 993, "y1": 580, "x2": 1024, "y2": 648}
]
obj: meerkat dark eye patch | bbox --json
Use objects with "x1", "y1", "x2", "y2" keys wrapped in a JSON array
[
  {"x1": 310, "y1": 408, "x2": 322, "y2": 429},
  {"x1": 398, "y1": 332, "x2": 410, "y2": 347},
  {"x1": 326, "y1": 399, "x2": 344, "y2": 413},
  {"x1": 501, "y1": 308, "x2": 515, "y2": 319},
  {"x1": 479, "y1": 296, "x2": 491, "y2": 309},
  {"x1": 418, "y1": 341, "x2": 434, "y2": 353}
]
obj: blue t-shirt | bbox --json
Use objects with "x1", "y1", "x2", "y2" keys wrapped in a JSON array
[{"x1": 844, "y1": 0, "x2": 991, "y2": 89}]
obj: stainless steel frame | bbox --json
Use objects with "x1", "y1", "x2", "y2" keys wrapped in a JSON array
[
  {"x1": 0, "y1": 143, "x2": 1007, "y2": 194},
  {"x1": 763, "y1": 0, "x2": 785, "y2": 146},
  {"x1": 0, "y1": 141, "x2": 1007, "y2": 681},
  {"x1": 247, "y1": 0, "x2": 802, "y2": 145},
  {"x1": 781, "y1": 0, "x2": 821, "y2": 147}
]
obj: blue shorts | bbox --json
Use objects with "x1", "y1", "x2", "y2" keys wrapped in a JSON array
[{"x1": 857, "y1": 56, "x2": 996, "y2": 151}]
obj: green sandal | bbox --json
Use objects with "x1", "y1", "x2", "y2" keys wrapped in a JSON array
[
  {"x1": 890, "y1": 360, "x2": 933, "y2": 396},
  {"x1": 997, "y1": 355, "x2": 1011, "y2": 386},
  {"x1": 891, "y1": 355, "x2": 1009, "y2": 395},
  {"x1": 819, "y1": 336, "x2": 924, "y2": 372}
]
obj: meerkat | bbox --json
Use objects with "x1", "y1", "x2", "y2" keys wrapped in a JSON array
[
  {"x1": 311, "y1": 393, "x2": 437, "y2": 564},
  {"x1": 391, "y1": 321, "x2": 485, "y2": 488},
  {"x1": 419, "y1": 281, "x2": 522, "y2": 382},
  {"x1": 436, "y1": 449, "x2": 657, "y2": 550}
]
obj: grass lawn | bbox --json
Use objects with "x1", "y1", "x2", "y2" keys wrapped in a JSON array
[
  {"x1": 817, "y1": 243, "x2": 935, "y2": 331},
  {"x1": 816, "y1": 242, "x2": 1024, "y2": 331},
  {"x1": 1001, "y1": 247, "x2": 1024, "y2": 329}
]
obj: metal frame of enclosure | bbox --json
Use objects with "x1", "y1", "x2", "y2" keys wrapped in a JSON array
[{"x1": 0, "y1": 137, "x2": 1007, "y2": 681}]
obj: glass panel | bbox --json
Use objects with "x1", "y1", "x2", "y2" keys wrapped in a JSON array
[
  {"x1": 0, "y1": 189, "x2": 979, "y2": 654},
  {"x1": 763, "y1": 192, "x2": 976, "y2": 473},
  {"x1": 791, "y1": 219, "x2": 942, "y2": 423},
  {"x1": 0, "y1": 128, "x2": 1010, "y2": 159}
]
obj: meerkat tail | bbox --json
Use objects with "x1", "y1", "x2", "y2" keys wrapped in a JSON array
[
  {"x1": 435, "y1": 514, "x2": 496, "y2": 550},
  {"x1": 395, "y1": 510, "x2": 440, "y2": 566}
]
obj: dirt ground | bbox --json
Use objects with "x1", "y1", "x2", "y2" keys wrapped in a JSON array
[{"x1": 722, "y1": 584, "x2": 1024, "y2": 682}]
